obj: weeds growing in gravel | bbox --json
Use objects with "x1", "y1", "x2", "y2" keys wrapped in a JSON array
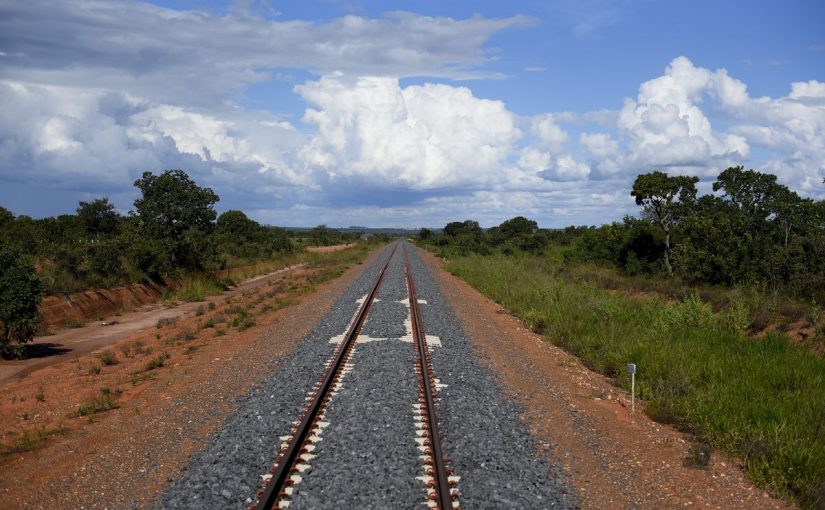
[{"x1": 447, "y1": 253, "x2": 825, "y2": 508}]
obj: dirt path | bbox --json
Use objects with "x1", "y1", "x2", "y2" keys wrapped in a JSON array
[
  {"x1": 0, "y1": 264, "x2": 305, "y2": 387},
  {"x1": 419, "y1": 249, "x2": 792, "y2": 510}
]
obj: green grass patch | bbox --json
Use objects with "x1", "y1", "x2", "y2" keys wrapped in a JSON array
[
  {"x1": 170, "y1": 274, "x2": 226, "y2": 302},
  {"x1": 230, "y1": 309, "x2": 256, "y2": 331},
  {"x1": 145, "y1": 352, "x2": 170, "y2": 371},
  {"x1": 78, "y1": 387, "x2": 122, "y2": 416},
  {"x1": 0, "y1": 426, "x2": 68, "y2": 458},
  {"x1": 447, "y1": 253, "x2": 825, "y2": 508}
]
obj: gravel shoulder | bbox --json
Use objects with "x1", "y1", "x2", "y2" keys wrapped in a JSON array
[{"x1": 418, "y1": 247, "x2": 793, "y2": 510}]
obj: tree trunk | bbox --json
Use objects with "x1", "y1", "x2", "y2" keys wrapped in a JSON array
[{"x1": 664, "y1": 230, "x2": 673, "y2": 276}]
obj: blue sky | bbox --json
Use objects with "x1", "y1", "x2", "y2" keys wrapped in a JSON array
[{"x1": 0, "y1": 0, "x2": 823, "y2": 227}]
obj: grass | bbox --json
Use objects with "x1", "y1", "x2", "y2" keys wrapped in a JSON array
[
  {"x1": 447, "y1": 253, "x2": 825, "y2": 508},
  {"x1": 230, "y1": 309, "x2": 255, "y2": 331},
  {"x1": 0, "y1": 426, "x2": 68, "y2": 458},
  {"x1": 169, "y1": 275, "x2": 225, "y2": 302},
  {"x1": 98, "y1": 351, "x2": 119, "y2": 366},
  {"x1": 78, "y1": 387, "x2": 122, "y2": 416},
  {"x1": 204, "y1": 313, "x2": 227, "y2": 328},
  {"x1": 145, "y1": 352, "x2": 170, "y2": 371},
  {"x1": 156, "y1": 317, "x2": 178, "y2": 329},
  {"x1": 560, "y1": 260, "x2": 822, "y2": 338}
]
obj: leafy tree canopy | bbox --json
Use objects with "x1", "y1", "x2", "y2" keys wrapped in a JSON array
[
  {"x1": 133, "y1": 169, "x2": 219, "y2": 239},
  {"x1": 631, "y1": 171, "x2": 699, "y2": 275},
  {"x1": 443, "y1": 220, "x2": 482, "y2": 237},
  {"x1": 713, "y1": 166, "x2": 784, "y2": 219},
  {"x1": 216, "y1": 210, "x2": 259, "y2": 241},
  {"x1": 77, "y1": 197, "x2": 120, "y2": 237},
  {"x1": 0, "y1": 206, "x2": 13, "y2": 227}
]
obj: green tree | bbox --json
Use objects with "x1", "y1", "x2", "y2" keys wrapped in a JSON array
[
  {"x1": 215, "y1": 210, "x2": 259, "y2": 241},
  {"x1": 488, "y1": 216, "x2": 548, "y2": 254},
  {"x1": 77, "y1": 197, "x2": 120, "y2": 237},
  {"x1": 713, "y1": 166, "x2": 782, "y2": 219},
  {"x1": 631, "y1": 171, "x2": 699, "y2": 275},
  {"x1": 133, "y1": 170, "x2": 219, "y2": 272},
  {"x1": 443, "y1": 220, "x2": 482, "y2": 237},
  {"x1": 0, "y1": 206, "x2": 13, "y2": 228},
  {"x1": 418, "y1": 228, "x2": 433, "y2": 241},
  {"x1": 0, "y1": 245, "x2": 43, "y2": 358}
]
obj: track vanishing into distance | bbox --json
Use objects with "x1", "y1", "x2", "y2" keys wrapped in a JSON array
[{"x1": 160, "y1": 242, "x2": 575, "y2": 509}]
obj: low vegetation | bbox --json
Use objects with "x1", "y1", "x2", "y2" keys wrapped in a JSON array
[
  {"x1": 78, "y1": 387, "x2": 122, "y2": 416},
  {"x1": 420, "y1": 167, "x2": 825, "y2": 507},
  {"x1": 447, "y1": 254, "x2": 825, "y2": 505},
  {"x1": 0, "y1": 426, "x2": 67, "y2": 458}
]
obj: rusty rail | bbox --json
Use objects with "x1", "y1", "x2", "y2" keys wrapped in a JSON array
[
  {"x1": 404, "y1": 245, "x2": 456, "y2": 509},
  {"x1": 252, "y1": 243, "x2": 398, "y2": 510}
]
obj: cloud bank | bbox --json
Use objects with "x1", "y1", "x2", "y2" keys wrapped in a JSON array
[{"x1": 0, "y1": 0, "x2": 823, "y2": 227}]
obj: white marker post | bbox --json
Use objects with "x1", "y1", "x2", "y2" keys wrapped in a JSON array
[{"x1": 626, "y1": 363, "x2": 636, "y2": 418}]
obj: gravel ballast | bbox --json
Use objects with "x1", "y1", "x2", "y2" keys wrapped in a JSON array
[{"x1": 158, "y1": 242, "x2": 577, "y2": 509}]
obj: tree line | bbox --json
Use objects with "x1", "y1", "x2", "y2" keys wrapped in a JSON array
[
  {"x1": 0, "y1": 169, "x2": 356, "y2": 357},
  {"x1": 420, "y1": 166, "x2": 825, "y2": 302}
]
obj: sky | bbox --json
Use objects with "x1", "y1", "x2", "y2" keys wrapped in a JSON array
[{"x1": 0, "y1": 0, "x2": 823, "y2": 228}]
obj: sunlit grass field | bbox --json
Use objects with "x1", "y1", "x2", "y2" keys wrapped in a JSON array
[{"x1": 447, "y1": 253, "x2": 825, "y2": 508}]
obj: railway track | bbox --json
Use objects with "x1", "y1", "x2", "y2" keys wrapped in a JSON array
[{"x1": 250, "y1": 242, "x2": 458, "y2": 509}]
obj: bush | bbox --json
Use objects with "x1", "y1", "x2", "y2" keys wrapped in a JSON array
[
  {"x1": 0, "y1": 246, "x2": 43, "y2": 358},
  {"x1": 78, "y1": 387, "x2": 122, "y2": 416},
  {"x1": 661, "y1": 293, "x2": 715, "y2": 331}
]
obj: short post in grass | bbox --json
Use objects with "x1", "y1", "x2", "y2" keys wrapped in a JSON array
[{"x1": 626, "y1": 363, "x2": 636, "y2": 418}]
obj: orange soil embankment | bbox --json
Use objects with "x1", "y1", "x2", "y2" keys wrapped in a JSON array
[{"x1": 38, "y1": 281, "x2": 166, "y2": 330}]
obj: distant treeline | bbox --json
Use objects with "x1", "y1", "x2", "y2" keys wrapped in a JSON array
[
  {"x1": 0, "y1": 169, "x2": 358, "y2": 296},
  {"x1": 420, "y1": 166, "x2": 825, "y2": 302}
]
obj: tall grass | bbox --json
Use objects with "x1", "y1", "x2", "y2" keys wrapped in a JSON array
[
  {"x1": 170, "y1": 274, "x2": 226, "y2": 302},
  {"x1": 167, "y1": 241, "x2": 378, "y2": 302},
  {"x1": 447, "y1": 253, "x2": 825, "y2": 508}
]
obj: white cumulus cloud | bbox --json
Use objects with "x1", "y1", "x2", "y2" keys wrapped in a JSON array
[
  {"x1": 617, "y1": 56, "x2": 750, "y2": 173},
  {"x1": 296, "y1": 75, "x2": 522, "y2": 189}
]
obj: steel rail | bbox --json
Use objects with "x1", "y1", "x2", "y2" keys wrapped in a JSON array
[
  {"x1": 404, "y1": 245, "x2": 454, "y2": 510},
  {"x1": 253, "y1": 242, "x2": 398, "y2": 510}
]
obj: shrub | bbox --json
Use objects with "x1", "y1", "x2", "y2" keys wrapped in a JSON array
[
  {"x1": 662, "y1": 293, "x2": 715, "y2": 331},
  {"x1": 98, "y1": 351, "x2": 119, "y2": 366},
  {"x1": 230, "y1": 310, "x2": 255, "y2": 331},
  {"x1": 156, "y1": 316, "x2": 178, "y2": 329},
  {"x1": 78, "y1": 387, "x2": 122, "y2": 416},
  {"x1": 0, "y1": 245, "x2": 43, "y2": 358},
  {"x1": 722, "y1": 299, "x2": 751, "y2": 335},
  {"x1": 145, "y1": 352, "x2": 170, "y2": 371},
  {"x1": 204, "y1": 313, "x2": 226, "y2": 328}
]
